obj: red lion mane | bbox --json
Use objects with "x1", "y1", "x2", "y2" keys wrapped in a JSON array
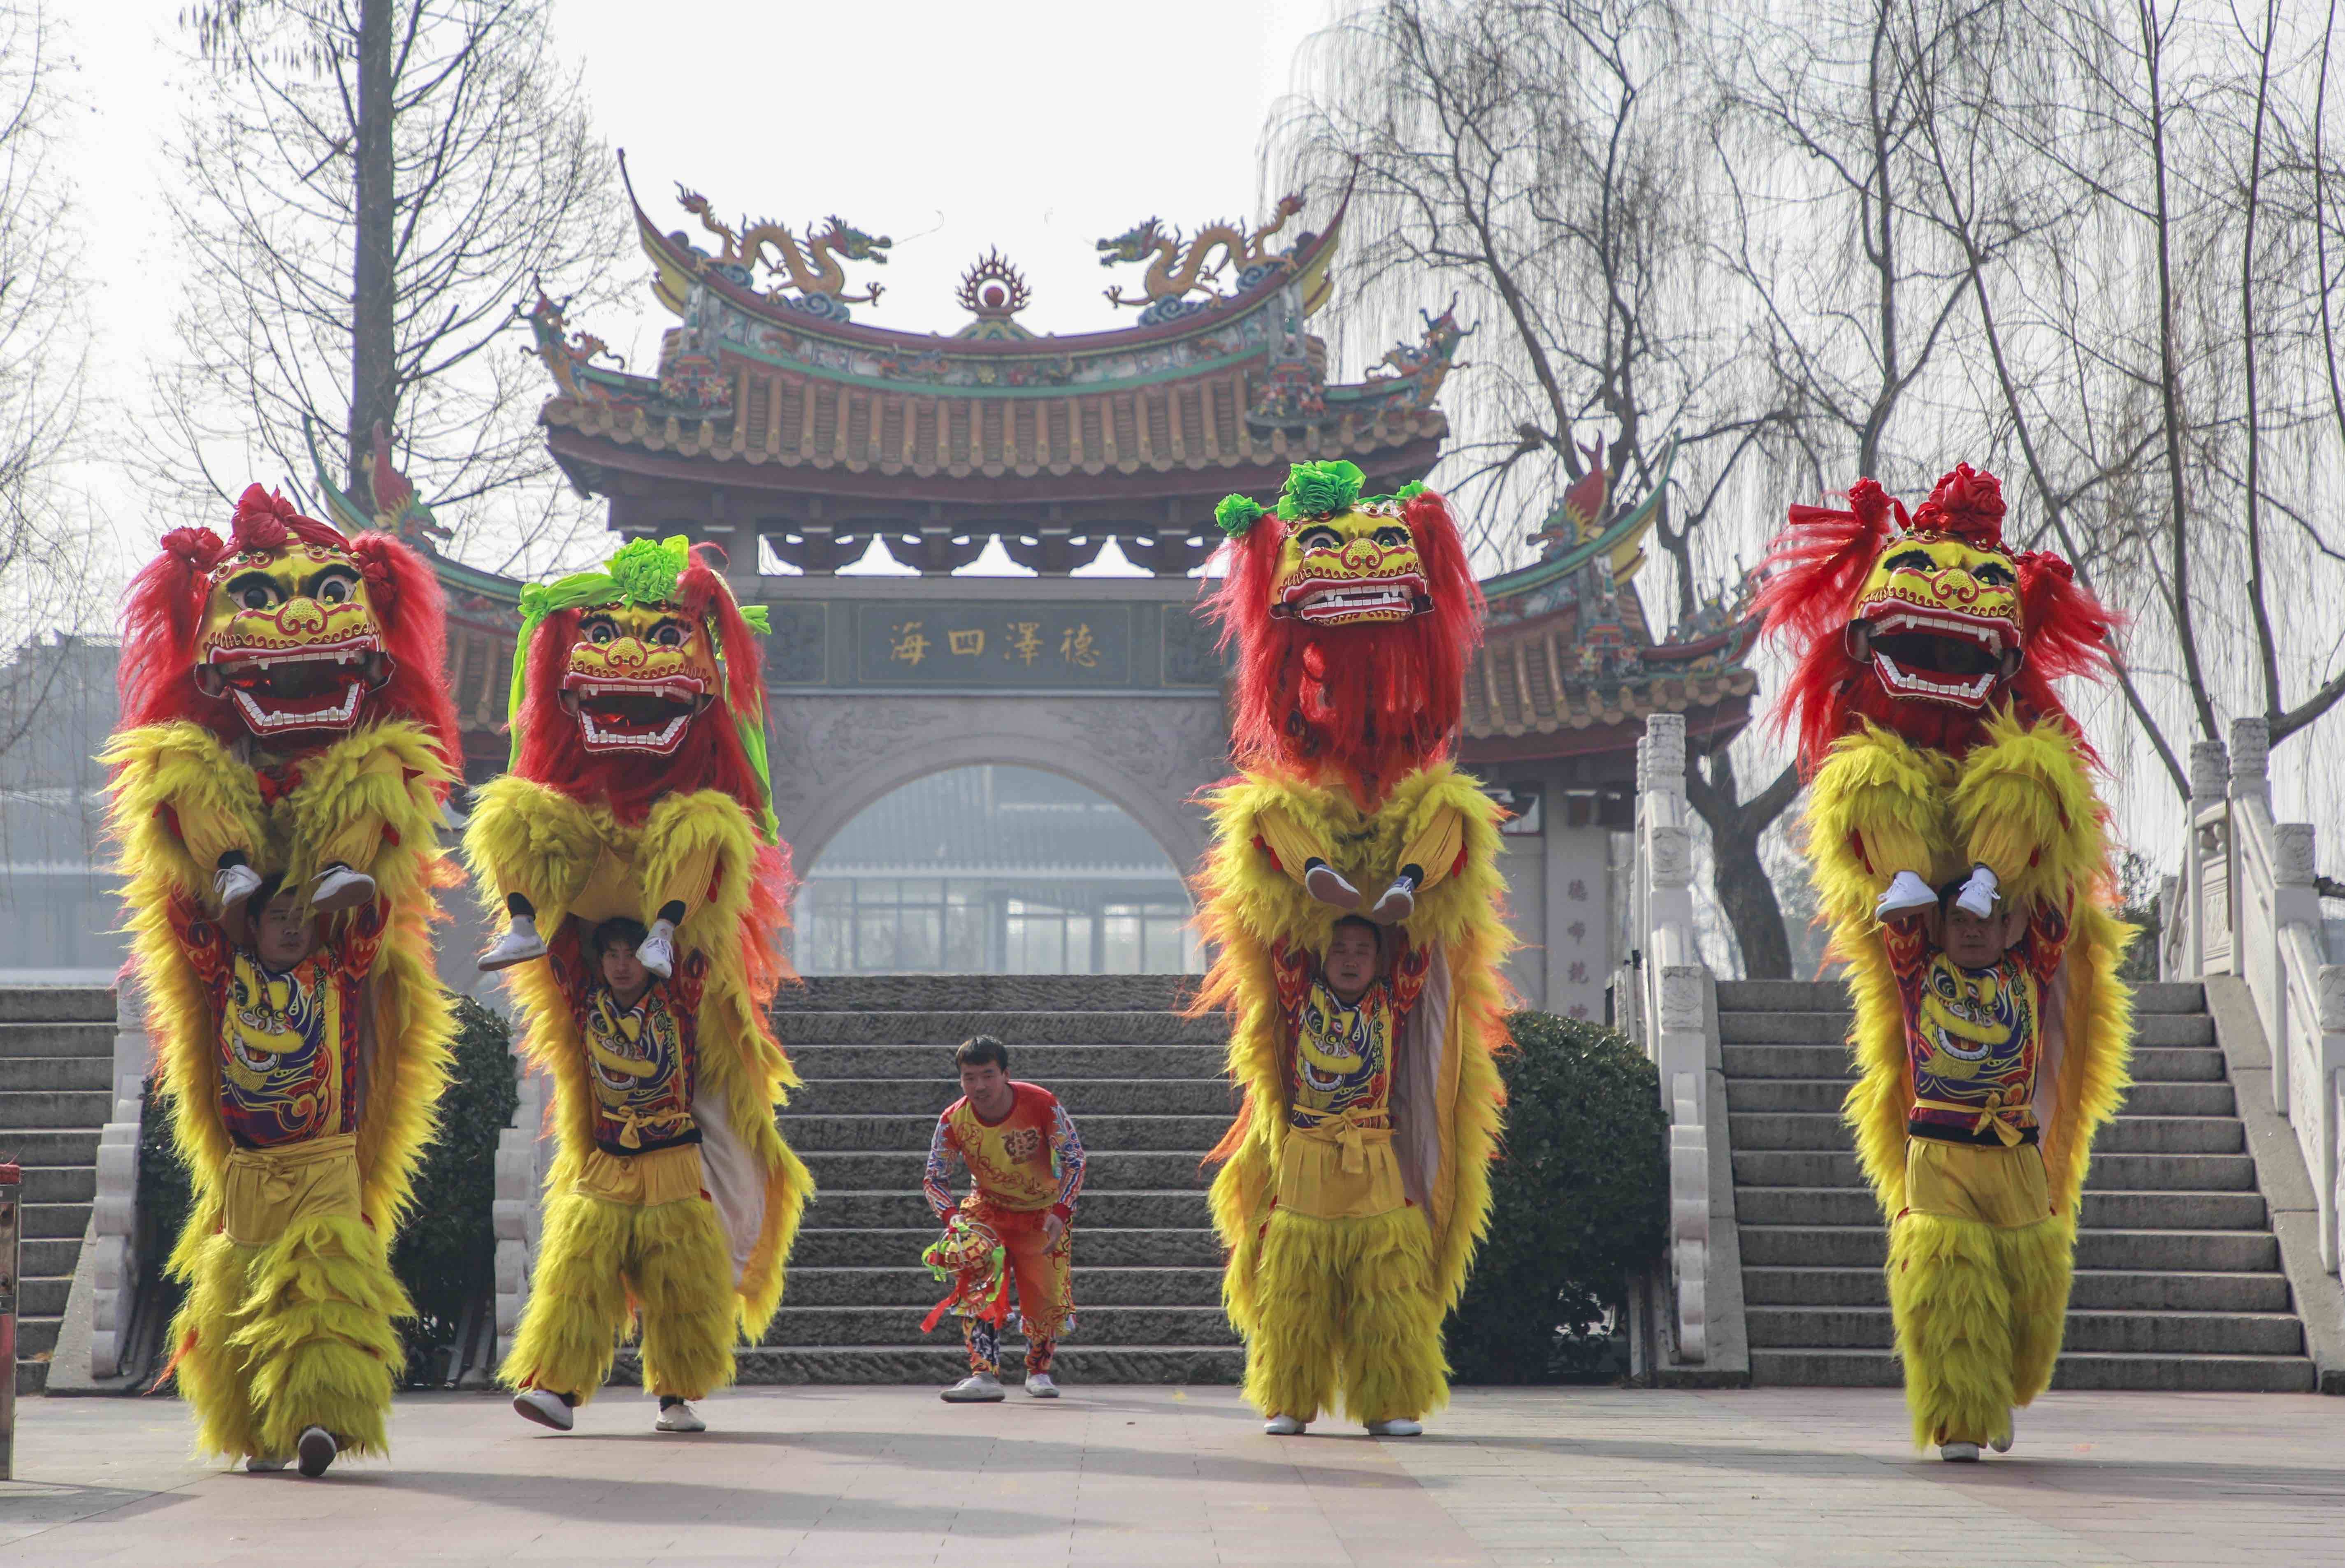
[
  {"x1": 116, "y1": 484, "x2": 460, "y2": 782},
  {"x1": 1756, "y1": 469, "x2": 2119, "y2": 773},
  {"x1": 1206, "y1": 487, "x2": 1484, "y2": 796},
  {"x1": 510, "y1": 551, "x2": 771, "y2": 828}
]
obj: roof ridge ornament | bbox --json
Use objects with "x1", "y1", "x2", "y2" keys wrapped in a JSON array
[
  {"x1": 953, "y1": 251, "x2": 1036, "y2": 341},
  {"x1": 669, "y1": 180, "x2": 892, "y2": 321},
  {"x1": 1097, "y1": 193, "x2": 1306, "y2": 326}
]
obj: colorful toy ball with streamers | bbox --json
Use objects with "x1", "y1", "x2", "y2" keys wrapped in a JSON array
[{"x1": 919, "y1": 1214, "x2": 1010, "y2": 1334}]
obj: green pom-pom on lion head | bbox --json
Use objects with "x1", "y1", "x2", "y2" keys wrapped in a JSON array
[
  {"x1": 606, "y1": 534, "x2": 690, "y2": 605},
  {"x1": 1277, "y1": 459, "x2": 1366, "y2": 521},
  {"x1": 1215, "y1": 494, "x2": 1268, "y2": 540}
]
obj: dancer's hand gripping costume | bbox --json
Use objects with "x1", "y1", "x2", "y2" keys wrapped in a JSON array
[
  {"x1": 106, "y1": 485, "x2": 462, "y2": 1466},
  {"x1": 467, "y1": 536, "x2": 811, "y2": 1409},
  {"x1": 1757, "y1": 464, "x2": 2132, "y2": 1454},
  {"x1": 1196, "y1": 461, "x2": 1511, "y2": 1430}
]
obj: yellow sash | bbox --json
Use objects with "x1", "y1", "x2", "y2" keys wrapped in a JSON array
[
  {"x1": 1904, "y1": 1137, "x2": 2052, "y2": 1229},
  {"x1": 573, "y1": 1141, "x2": 706, "y2": 1209},
  {"x1": 220, "y1": 1134, "x2": 362, "y2": 1247},
  {"x1": 1277, "y1": 1106, "x2": 1403, "y2": 1221},
  {"x1": 1913, "y1": 1091, "x2": 2032, "y2": 1147}
]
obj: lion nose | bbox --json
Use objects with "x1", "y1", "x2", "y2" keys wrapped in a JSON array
[
  {"x1": 1340, "y1": 538, "x2": 1382, "y2": 569},
  {"x1": 607, "y1": 637, "x2": 648, "y2": 667},
  {"x1": 279, "y1": 597, "x2": 326, "y2": 632}
]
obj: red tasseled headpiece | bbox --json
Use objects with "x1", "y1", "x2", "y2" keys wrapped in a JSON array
[
  {"x1": 1205, "y1": 487, "x2": 1483, "y2": 801},
  {"x1": 1908, "y1": 462, "x2": 2006, "y2": 550}
]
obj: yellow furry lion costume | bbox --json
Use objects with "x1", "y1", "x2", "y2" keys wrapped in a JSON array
[
  {"x1": 1196, "y1": 461, "x2": 1510, "y2": 1434},
  {"x1": 1758, "y1": 465, "x2": 2133, "y2": 1457},
  {"x1": 106, "y1": 485, "x2": 461, "y2": 1473},
  {"x1": 464, "y1": 535, "x2": 810, "y2": 1424}
]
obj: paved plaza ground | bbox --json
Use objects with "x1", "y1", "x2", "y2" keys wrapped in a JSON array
[{"x1": 0, "y1": 1385, "x2": 2338, "y2": 1566}]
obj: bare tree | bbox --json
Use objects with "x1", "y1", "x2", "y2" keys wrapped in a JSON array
[
  {"x1": 1275, "y1": 0, "x2": 1811, "y2": 974},
  {"x1": 151, "y1": 0, "x2": 627, "y2": 577}
]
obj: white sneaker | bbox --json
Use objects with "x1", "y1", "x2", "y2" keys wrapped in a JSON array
[
  {"x1": 655, "y1": 1399, "x2": 706, "y2": 1433},
  {"x1": 1367, "y1": 879, "x2": 1417, "y2": 925},
  {"x1": 214, "y1": 861, "x2": 264, "y2": 911},
  {"x1": 1874, "y1": 869, "x2": 1938, "y2": 921},
  {"x1": 1303, "y1": 862, "x2": 1362, "y2": 909},
  {"x1": 478, "y1": 915, "x2": 549, "y2": 972},
  {"x1": 512, "y1": 1387, "x2": 575, "y2": 1431},
  {"x1": 1940, "y1": 1441, "x2": 1981, "y2": 1463},
  {"x1": 1364, "y1": 1418, "x2": 1423, "y2": 1437},
  {"x1": 1955, "y1": 863, "x2": 2001, "y2": 919},
  {"x1": 636, "y1": 918, "x2": 677, "y2": 979},
  {"x1": 295, "y1": 1426, "x2": 338, "y2": 1477},
  {"x1": 1024, "y1": 1372, "x2": 1060, "y2": 1399},
  {"x1": 941, "y1": 1373, "x2": 1005, "y2": 1403},
  {"x1": 244, "y1": 1455, "x2": 288, "y2": 1473},
  {"x1": 1263, "y1": 1414, "x2": 1307, "y2": 1435},
  {"x1": 309, "y1": 864, "x2": 376, "y2": 914}
]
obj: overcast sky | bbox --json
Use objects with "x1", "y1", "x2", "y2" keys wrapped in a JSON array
[{"x1": 58, "y1": 0, "x2": 1337, "y2": 582}]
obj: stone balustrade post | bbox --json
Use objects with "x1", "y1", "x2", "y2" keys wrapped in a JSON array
[{"x1": 2230, "y1": 717, "x2": 2272, "y2": 806}]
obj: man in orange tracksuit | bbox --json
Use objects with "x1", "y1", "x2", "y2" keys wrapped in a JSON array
[{"x1": 924, "y1": 1034, "x2": 1087, "y2": 1401}]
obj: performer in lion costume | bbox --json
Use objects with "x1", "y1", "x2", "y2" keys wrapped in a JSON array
[
  {"x1": 1195, "y1": 459, "x2": 1511, "y2": 1436},
  {"x1": 106, "y1": 483, "x2": 460, "y2": 1476},
  {"x1": 1758, "y1": 464, "x2": 2132, "y2": 1460},
  {"x1": 465, "y1": 534, "x2": 810, "y2": 1433}
]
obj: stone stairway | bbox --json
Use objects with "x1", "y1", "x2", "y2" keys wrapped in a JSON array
[
  {"x1": 1722, "y1": 978, "x2": 2317, "y2": 1391},
  {"x1": 1, "y1": 983, "x2": 116, "y2": 1396},
  {"x1": 751, "y1": 974, "x2": 1240, "y2": 1385}
]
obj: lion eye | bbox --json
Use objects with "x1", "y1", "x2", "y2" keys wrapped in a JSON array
[
  {"x1": 1885, "y1": 550, "x2": 1936, "y2": 573},
  {"x1": 1297, "y1": 527, "x2": 1342, "y2": 553},
  {"x1": 584, "y1": 617, "x2": 617, "y2": 645},
  {"x1": 651, "y1": 622, "x2": 686, "y2": 648},
  {"x1": 228, "y1": 573, "x2": 284, "y2": 611},
  {"x1": 1973, "y1": 562, "x2": 2014, "y2": 587},
  {"x1": 1373, "y1": 526, "x2": 1408, "y2": 547},
  {"x1": 311, "y1": 568, "x2": 359, "y2": 605}
]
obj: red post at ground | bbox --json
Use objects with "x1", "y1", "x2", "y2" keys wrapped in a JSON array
[{"x1": 0, "y1": 1160, "x2": 18, "y2": 1480}]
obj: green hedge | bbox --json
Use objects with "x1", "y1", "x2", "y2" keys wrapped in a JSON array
[
  {"x1": 136, "y1": 993, "x2": 519, "y2": 1383},
  {"x1": 1444, "y1": 1010, "x2": 1667, "y2": 1383}
]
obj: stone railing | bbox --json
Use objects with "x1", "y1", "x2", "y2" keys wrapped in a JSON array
[
  {"x1": 1623, "y1": 713, "x2": 1718, "y2": 1367},
  {"x1": 491, "y1": 1060, "x2": 551, "y2": 1366},
  {"x1": 88, "y1": 977, "x2": 144, "y2": 1380},
  {"x1": 2162, "y1": 718, "x2": 2345, "y2": 1278}
]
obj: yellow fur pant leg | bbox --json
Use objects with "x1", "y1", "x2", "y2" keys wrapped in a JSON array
[
  {"x1": 170, "y1": 1215, "x2": 411, "y2": 1460},
  {"x1": 1889, "y1": 1211, "x2": 2068, "y2": 1448},
  {"x1": 1244, "y1": 1207, "x2": 1447, "y2": 1425},
  {"x1": 499, "y1": 1189, "x2": 738, "y2": 1404}
]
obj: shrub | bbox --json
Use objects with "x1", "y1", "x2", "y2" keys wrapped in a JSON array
[{"x1": 1445, "y1": 1010, "x2": 1667, "y2": 1383}]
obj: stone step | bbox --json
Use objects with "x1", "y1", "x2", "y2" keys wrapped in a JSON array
[
  {"x1": 0, "y1": 1054, "x2": 113, "y2": 1092},
  {"x1": 1716, "y1": 979, "x2": 2205, "y2": 1016},
  {"x1": 789, "y1": 1078, "x2": 1237, "y2": 1118},
  {"x1": 8, "y1": 1164, "x2": 98, "y2": 1204},
  {"x1": 787, "y1": 1042, "x2": 1223, "y2": 1080},
  {"x1": 789, "y1": 1227, "x2": 1225, "y2": 1269},
  {"x1": 1734, "y1": 1185, "x2": 2268, "y2": 1231},
  {"x1": 1723, "y1": 1041, "x2": 2222, "y2": 1081},
  {"x1": 778, "y1": 1011, "x2": 1222, "y2": 1046},
  {"x1": 0, "y1": 1021, "x2": 118, "y2": 1058},
  {"x1": 1737, "y1": 1225, "x2": 2281, "y2": 1272},
  {"x1": 1730, "y1": 1149, "x2": 2258, "y2": 1193},
  {"x1": 0, "y1": 986, "x2": 115, "y2": 1024},
  {"x1": 14, "y1": 1318, "x2": 59, "y2": 1358},
  {"x1": 787, "y1": 1266, "x2": 1226, "y2": 1309},
  {"x1": 17, "y1": 1276, "x2": 72, "y2": 1317},
  {"x1": 1749, "y1": 1347, "x2": 2313, "y2": 1392},
  {"x1": 773, "y1": 975, "x2": 1198, "y2": 1014},
  {"x1": 1725, "y1": 1078, "x2": 2236, "y2": 1118},
  {"x1": 0, "y1": 1128, "x2": 105, "y2": 1164},
  {"x1": 801, "y1": 1149, "x2": 1210, "y2": 1192},
  {"x1": 1719, "y1": 1013, "x2": 2214, "y2": 1051},
  {"x1": 756, "y1": 1304, "x2": 1236, "y2": 1349},
  {"x1": 729, "y1": 1344, "x2": 1243, "y2": 1385},
  {"x1": 781, "y1": 1113, "x2": 1233, "y2": 1153},
  {"x1": 19, "y1": 1236, "x2": 79, "y2": 1276},
  {"x1": 17, "y1": 1200, "x2": 93, "y2": 1239},
  {"x1": 1741, "y1": 1266, "x2": 2296, "y2": 1313},
  {"x1": 15, "y1": 1363, "x2": 49, "y2": 1397},
  {"x1": 0, "y1": 1088, "x2": 112, "y2": 1128},
  {"x1": 802, "y1": 1190, "x2": 1210, "y2": 1231},
  {"x1": 1746, "y1": 1304, "x2": 2305, "y2": 1356}
]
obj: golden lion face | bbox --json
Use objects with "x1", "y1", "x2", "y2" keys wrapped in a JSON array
[
  {"x1": 560, "y1": 601, "x2": 719, "y2": 754},
  {"x1": 1851, "y1": 533, "x2": 2022, "y2": 708},
  {"x1": 194, "y1": 543, "x2": 386, "y2": 736},
  {"x1": 1272, "y1": 505, "x2": 1428, "y2": 626}
]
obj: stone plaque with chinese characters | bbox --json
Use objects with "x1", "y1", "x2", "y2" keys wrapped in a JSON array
[{"x1": 855, "y1": 603, "x2": 1135, "y2": 687}]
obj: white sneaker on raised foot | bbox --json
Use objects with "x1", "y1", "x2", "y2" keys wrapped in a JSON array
[
  {"x1": 512, "y1": 1386, "x2": 576, "y2": 1431},
  {"x1": 1874, "y1": 869, "x2": 1938, "y2": 921},
  {"x1": 244, "y1": 1455, "x2": 288, "y2": 1473},
  {"x1": 941, "y1": 1373, "x2": 1005, "y2": 1403},
  {"x1": 309, "y1": 864, "x2": 376, "y2": 914},
  {"x1": 1024, "y1": 1372, "x2": 1060, "y2": 1399},
  {"x1": 1367, "y1": 878, "x2": 1418, "y2": 925},
  {"x1": 1955, "y1": 863, "x2": 2001, "y2": 920},
  {"x1": 214, "y1": 861, "x2": 264, "y2": 912},
  {"x1": 655, "y1": 1399, "x2": 706, "y2": 1433},
  {"x1": 1365, "y1": 1418, "x2": 1423, "y2": 1437},
  {"x1": 1263, "y1": 1414, "x2": 1307, "y2": 1436},
  {"x1": 1939, "y1": 1441, "x2": 1982, "y2": 1463},
  {"x1": 478, "y1": 914, "x2": 548, "y2": 972},
  {"x1": 295, "y1": 1426, "x2": 338, "y2": 1478},
  {"x1": 636, "y1": 918, "x2": 678, "y2": 979},
  {"x1": 1304, "y1": 862, "x2": 1362, "y2": 909}
]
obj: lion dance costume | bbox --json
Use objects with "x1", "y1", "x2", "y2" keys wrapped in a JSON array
[
  {"x1": 466, "y1": 535, "x2": 811, "y2": 1422},
  {"x1": 1196, "y1": 460, "x2": 1510, "y2": 1433},
  {"x1": 107, "y1": 484, "x2": 460, "y2": 1472},
  {"x1": 1758, "y1": 464, "x2": 2133, "y2": 1457}
]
